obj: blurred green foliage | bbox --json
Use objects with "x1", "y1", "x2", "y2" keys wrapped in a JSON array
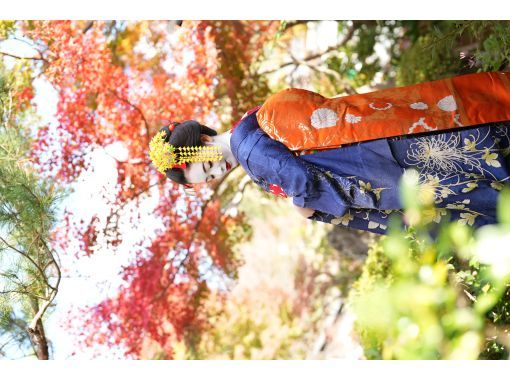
[
  {"x1": 320, "y1": 20, "x2": 510, "y2": 359},
  {"x1": 349, "y1": 171, "x2": 510, "y2": 359},
  {"x1": 323, "y1": 20, "x2": 510, "y2": 89},
  {"x1": 397, "y1": 21, "x2": 510, "y2": 85},
  {"x1": 0, "y1": 21, "x2": 15, "y2": 39},
  {"x1": 324, "y1": 21, "x2": 398, "y2": 92}
]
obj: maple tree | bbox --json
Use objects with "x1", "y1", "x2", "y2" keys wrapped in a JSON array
[
  {"x1": 3, "y1": 20, "x2": 278, "y2": 358},
  {"x1": 5, "y1": 18, "x2": 510, "y2": 360}
]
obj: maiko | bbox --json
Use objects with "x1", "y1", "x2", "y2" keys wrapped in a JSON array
[{"x1": 150, "y1": 72, "x2": 510, "y2": 234}]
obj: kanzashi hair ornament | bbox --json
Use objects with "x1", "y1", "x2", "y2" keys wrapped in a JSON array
[
  {"x1": 149, "y1": 130, "x2": 223, "y2": 175},
  {"x1": 168, "y1": 122, "x2": 177, "y2": 132}
]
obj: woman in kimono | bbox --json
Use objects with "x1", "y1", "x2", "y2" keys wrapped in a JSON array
[{"x1": 149, "y1": 71, "x2": 510, "y2": 234}]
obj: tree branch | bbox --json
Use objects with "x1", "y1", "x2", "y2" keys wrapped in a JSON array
[
  {"x1": 26, "y1": 296, "x2": 50, "y2": 359},
  {"x1": 108, "y1": 90, "x2": 151, "y2": 138},
  {"x1": 27, "y1": 289, "x2": 57, "y2": 332},
  {"x1": 0, "y1": 235, "x2": 60, "y2": 359},
  {"x1": 0, "y1": 50, "x2": 47, "y2": 63},
  {"x1": 300, "y1": 60, "x2": 358, "y2": 95},
  {"x1": 82, "y1": 21, "x2": 94, "y2": 34},
  {"x1": 259, "y1": 22, "x2": 358, "y2": 76},
  {"x1": 39, "y1": 239, "x2": 61, "y2": 290},
  {"x1": 151, "y1": 170, "x2": 237, "y2": 302},
  {"x1": 0, "y1": 289, "x2": 49, "y2": 301},
  {"x1": 0, "y1": 325, "x2": 29, "y2": 358},
  {"x1": 0, "y1": 236, "x2": 54, "y2": 291}
]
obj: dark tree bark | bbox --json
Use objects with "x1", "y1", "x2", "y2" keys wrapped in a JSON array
[
  {"x1": 27, "y1": 319, "x2": 49, "y2": 360},
  {"x1": 26, "y1": 297, "x2": 50, "y2": 360}
]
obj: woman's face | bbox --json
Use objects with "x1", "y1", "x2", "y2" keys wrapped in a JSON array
[{"x1": 183, "y1": 133, "x2": 238, "y2": 184}]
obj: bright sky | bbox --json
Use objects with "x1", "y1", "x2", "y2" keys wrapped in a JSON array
[
  {"x1": 33, "y1": 76, "x2": 145, "y2": 359},
  {"x1": 1, "y1": 33, "x2": 167, "y2": 358}
]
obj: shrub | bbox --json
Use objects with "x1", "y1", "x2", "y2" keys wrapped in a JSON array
[{"x1": 349, "y1": 171, "x2": 510, "y2": 359}]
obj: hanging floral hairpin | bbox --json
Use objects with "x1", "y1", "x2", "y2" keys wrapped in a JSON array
[{"x1": 149, "y1": 124, "x2": 223, "y2": 175}]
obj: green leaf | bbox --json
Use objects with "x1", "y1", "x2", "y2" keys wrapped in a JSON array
[{"x1": 497, "y1": 186, "x2": 510, "y2": 226}]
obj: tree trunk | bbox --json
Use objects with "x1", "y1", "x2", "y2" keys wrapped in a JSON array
[
  {"x1": 27, "y1": 297, "x2": 50, "y2": 359},
  {"x1": 27, "y1": 318, "x2": 49, "y2": 360}
]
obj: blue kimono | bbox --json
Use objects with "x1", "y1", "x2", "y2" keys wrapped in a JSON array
[{"x1": 230, "y1": 111, "x2": 510, "y2": 234}]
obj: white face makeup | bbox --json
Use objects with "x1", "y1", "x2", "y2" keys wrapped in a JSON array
[{"x1": 183, "y1": 132, "x2": 239, "y2": 184}]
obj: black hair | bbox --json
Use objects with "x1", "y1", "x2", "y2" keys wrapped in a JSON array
[{"x1": 160, "y1": 120, "x2": 218, "y2": 185}]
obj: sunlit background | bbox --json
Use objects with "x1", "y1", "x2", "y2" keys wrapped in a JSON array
[{"x1": 1, "y1": 19, "x2": 510, "y2": 360}]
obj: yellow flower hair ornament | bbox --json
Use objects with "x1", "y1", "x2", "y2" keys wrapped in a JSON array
[{"x1": 149, "y1": 129, "x2": 223, "y2": 175}]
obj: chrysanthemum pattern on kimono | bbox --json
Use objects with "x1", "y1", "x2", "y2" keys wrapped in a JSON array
[
  {"x1": 231, "y1": 109, "x2": 510, "y2": 235},
  {"x1": 312, "y1": 121, "x2": 510, "y2": 233}
]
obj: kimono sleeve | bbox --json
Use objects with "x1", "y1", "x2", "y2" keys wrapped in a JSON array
[{"x1": 242, "y1": 129, "x2": 380, "y2": 217}]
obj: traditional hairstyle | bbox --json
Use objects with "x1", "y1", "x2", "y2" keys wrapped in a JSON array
[{"x1": 154, "y1": 120, "x2": 218, "y2": 185}]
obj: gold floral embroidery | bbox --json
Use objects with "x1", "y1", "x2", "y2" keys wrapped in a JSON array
[
  {"x1": 482, "y1": 148, "x2": 501, "y2": 167},
  {"x1": 461, "y1": 181, "x2": 478, "y2": 193},
  {"x1": 358, "y1": 180, "x2": 387, "y2": 201},
  {"x1": 463, "y1": 138, "x2": 476, "y2": 152},
  {"x1": 459, "y1": 212, "x2": 477, "y2": 226},
  {"x1": 368, "y1": 221, "x2": 387, "y2": 230},
  {"x1": 491, "y1": 181, "x2": 505, "y2": 191},
  {"x1": 423, "y1": 208, "x2": 448, "y2": 223},
  {"x1": 331, "y1": 213, "x2": 354, "y2": 226}
]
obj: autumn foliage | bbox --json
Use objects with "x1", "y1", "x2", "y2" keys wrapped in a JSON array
[{"x1": 16, "y1": 20, "x2": 277, "y2": 357}]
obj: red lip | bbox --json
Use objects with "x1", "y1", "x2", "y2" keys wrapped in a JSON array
[{"x1": 226, "y1": 161, "x2": 231, "y2": 171}]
